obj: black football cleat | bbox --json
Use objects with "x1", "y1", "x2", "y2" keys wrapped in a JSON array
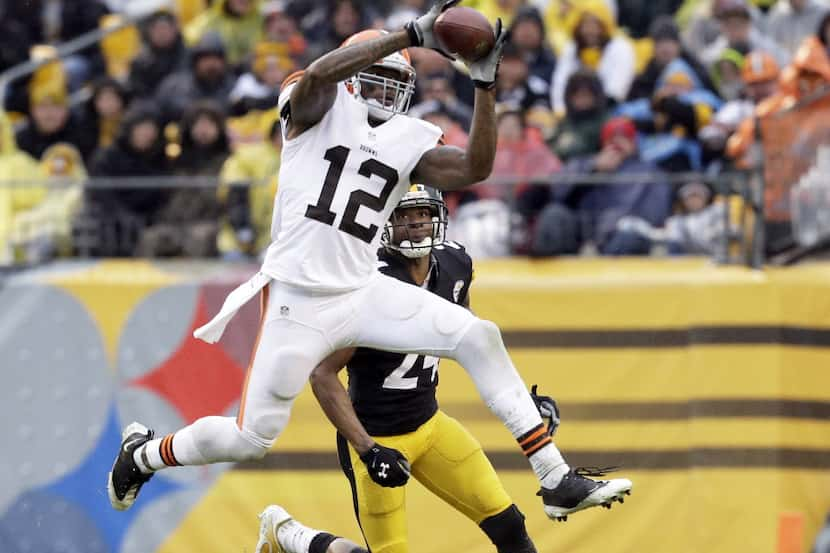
[
  {"x1": 539, "y1": 467, "x2": 632, "y2": 521},
  {"x1": 107, "y1": 422, "x2": 155, "y2": 511}
]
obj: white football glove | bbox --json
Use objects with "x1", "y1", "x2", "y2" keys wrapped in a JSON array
[
  {"x1": 405, "y1": 0, "x2": 461, "y2": 57},
  {"x1": 467, "y1": 18, "x2": 510, "y2": 90}
]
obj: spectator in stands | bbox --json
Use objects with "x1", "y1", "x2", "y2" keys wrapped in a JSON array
[
  {"x1": 3, "y1": 0, "x2": 110, "y2": 90},
  {"x1": 304, "y1": 0, "x2": 375, "y2": 61},
  {"x1": 767, "y1": 0, "x2": 829, "y2": 59},
  {"x1": 10, "y1": 143, "x2": 87, "y2": 263},
  {"x1": 261, "y1": 0, "x2": 308, "y2": 65},
  {"x1": 700, "y1": 0, "x2": 788, "y2": 69},
  {"x1": 185, "y1": 0, "x2": 263, "y2": 68},
  {"x1": 409, "y1": 75, "x2": 473, "y2": 130},
  {"x1": 128, "y1": 9, "x2": 190, "y2": 99},
  {"x1": 155, "y1": 32, "x2": 236, "y2": 124},
  {"x1": 487, "y1": 104, "x2": 563, "y2": 254},
  {"x1": 140, "y1": 102, "x2": 229, "y2": 257},
  {"x1": 681, "y1": 0, "x2": 768, "y2": 56},
  {"x1": 532, "y1": 116, "x2": 673, "y2": 256},
  {"x1": 547, "y1": 69, "x2": 610, "y2": 162},
  {"x1": 727, "y1": 27, "x2": 830, "y2": 163},
  {"x1": 550, "y1": 0, "x2": 636, "y2": 113},
  {"x1": 0, "y1": 4, "x2": 35, "y2": 74},
  {"x1": 497, "y1": 43, "x2": 551, "y2": 110},
  {"x1": 508, "y1": 7, "x2": 557, "y2": 86},
  {"x1": 479, "y1": 104, "x2": 562, "y2": 202},
  {"x1": 409, "y1": 47, "x2": 474, "y2": 114},
  {"x1": 0, "y1": 110, "x2": 42, "y2": 264},
  {"x1": 616, "y1": 0, "x2": 684, "y2": 39},
  {"x1": 710, "y1": 47, "x2": 746, "y2": 100},
  {"x1": 415, "y1": 101, "x2": 469, "y2": 149},
  {"x1": 616, "y1": 58, "x2": 723, "y2": 171},
  {"x1": 15, "y1": 73, "x2": 95, "y2": 161},
  {"x1": 82, "y1": 102, "x2": 170, "y2": 257},
  {"x1": 615, "y1": 180, "x2": 748, "y2": 256},
  {"x1": 628, "y1": 16, "x2": 717, "y2": 101},
  {"x1": 218, "y1": 111, "x2": 281, "y2": 259},
  {"x1": 229, "y1": 41, "x2": 294, "y2": 116},
  {"x1": 700, "y1": 50, "x2": 779, "y2": 159},
  {"x1": 79, "y1": 77, "x2": 131, "y2": 159}
]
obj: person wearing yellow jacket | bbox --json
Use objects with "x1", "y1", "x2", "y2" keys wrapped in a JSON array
[
  {"x1": 185, "y1": 0, "x2": 263, "y2": 68},
  {"x1": 217, "y1": 109, "x2": 280, "y2": 259},
  {"x1": 0, "y1": 111, "x2": 43, "y2": 265}
]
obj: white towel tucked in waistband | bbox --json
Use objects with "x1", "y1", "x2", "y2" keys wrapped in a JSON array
[{"x1": 193, "y1": 271, "x2": 271, "y2": 344}]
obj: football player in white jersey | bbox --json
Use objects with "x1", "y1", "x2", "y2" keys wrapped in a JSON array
[{"x1": 107, "y1": 0, "x2": 631, "y2": 524}]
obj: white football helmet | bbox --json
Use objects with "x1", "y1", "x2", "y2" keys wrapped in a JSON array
[
  {"x1": 382, "y1": 184, "x2": 448, "y2": 258},
  {"x1": 342, "y1": 30, "x2": 416, "y2": 121}
]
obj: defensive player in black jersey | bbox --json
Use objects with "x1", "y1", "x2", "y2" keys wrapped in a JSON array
[{"x1": 305, "y1": 185, "x2": 540, "y2": 553}]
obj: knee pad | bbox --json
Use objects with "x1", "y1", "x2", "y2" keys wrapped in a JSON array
[
  {"x1": 230, "y1": 426, "x2": 272, "y2": 461},
  {"x1": 480, "y1": 505, "x2": 537, "y2": 553}
]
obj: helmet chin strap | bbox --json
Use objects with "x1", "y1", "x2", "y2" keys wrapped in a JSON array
[{"x1": 397, "y1": 237, "x2": 432, "y2": 258}]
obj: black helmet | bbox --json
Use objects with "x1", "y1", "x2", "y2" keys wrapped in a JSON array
[{"x1": 382, "y1": 184, "x2": 448, "y2": 258}]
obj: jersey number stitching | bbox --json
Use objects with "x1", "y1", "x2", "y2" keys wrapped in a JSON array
[
  {"x1": 382, "y1": 354, "x2": 439, "y2": 391},
  {"x1": 305, "y1": 145, "x2": 399, "y2": 244}
]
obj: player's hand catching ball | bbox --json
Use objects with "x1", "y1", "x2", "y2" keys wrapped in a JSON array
[
  {"x1": 467, "y1": 18, "x2": 509, "y2": 90},
  {"x1": 531, "y1": 384, "x2": 560, "y2": 437},
  {"x1": 405, "y1": 0, "x2": 461, "y2": 57},
  {"x1": 360, "y1": 443, "x2": 411, "y2": 487}
]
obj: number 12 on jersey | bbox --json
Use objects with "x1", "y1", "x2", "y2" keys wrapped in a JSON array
[
  {"x1": 305, "y1": 146, "x2": 399, "y2": 244},
  {"x1": 383, "y1": 354, "x2": 439, "y2": 391}
]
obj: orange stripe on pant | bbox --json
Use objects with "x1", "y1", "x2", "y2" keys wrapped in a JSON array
[{"x1": 236, "y1": 285, "x2": 270, "y2": 429}]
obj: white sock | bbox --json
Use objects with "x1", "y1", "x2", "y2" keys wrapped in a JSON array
[
  {"x1": 277, "y1": 520, "x2": 321, "y2": 553},
  {"x1": 133, "y1": 439, "x2": 164, "y2": 473}
]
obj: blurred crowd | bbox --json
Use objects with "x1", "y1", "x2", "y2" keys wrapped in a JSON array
[{"x1": 2, "y1": 0, "x2": 830, "y2": 264}]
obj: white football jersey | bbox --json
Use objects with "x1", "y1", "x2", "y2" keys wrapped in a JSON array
[{"x1": 261, "y1": 81, "x2": 443, "y2": 291}]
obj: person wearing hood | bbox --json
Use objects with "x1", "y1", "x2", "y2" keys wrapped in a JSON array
[
  {"x1": 508, "y1": 7, "x2": 557, "y2": 85},
  {"x1": 217, "y1": 109, "x2": 281, "y2": 258},
  {"x1": 229, "y1": 41, "x2": 295, "y2": 116},
  {"x1": 628, "y1": 16, "x2": 717, "y2": 101},
  {"x1": 550, "y1": 0, "x2": 636, "y2": 113},
  {"x1": 185, "y1": 0, "x2": 263, "y2": 68},
  {"x1": 0, "y1": 110, "x2": 43, "y2": 264},
  {"x1": 727, "y1": 28, "x2": 830, "y2": 163},
  {"x1": 82, "y1": 102, "x2": 171, "y2": 257},
  {"x1": 533, "y1": 116, "x2": 673, "y2": 256},
  {"x1": 497, "y1": 43, "x2": 552, "y2": 111},
  {"x1": 616, "y1": 58, "x2": 723, "y2": 171},
  {"x1": 128, "y1": 9, "x2": 190, "y2": 99},
  {"x1": 700, "y1": 50, "x2": 779, "y2": 158},
  {"x1": 155, "y1": 32, "x2": 237, "y2": 124},
  {"x1": 9, "y1": 143, "x2": 87, "y2": 264},
  {"x1": 78, "y1": 77, "x2": 131, "y2": 159},
  {"x1": 140, "y1": 101, "x2": 229, "y2": 257},
  {"x1": 303, "y1": 0, "x2": 377, "y2": 61},
  {"x1": 700, "y1": 0, "x2": 789, "y2": 70},
  {"x1": 546, "y1": 69, "x2": 610, "y2": 161},
  {"x1": 767, "y1": 0, "x2": 829, "y2": 59},
  {"x1": 15, "y1": 69, "x2": 96, "y2": 161}
]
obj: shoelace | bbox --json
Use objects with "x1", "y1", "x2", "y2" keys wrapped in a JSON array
[{"x1": 573, "y1": 466, "x2": 620, "y2": 478}]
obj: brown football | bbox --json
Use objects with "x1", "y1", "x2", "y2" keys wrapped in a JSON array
[{"x1": 434, "y1": 7, "x2": 495, "y2": 63}]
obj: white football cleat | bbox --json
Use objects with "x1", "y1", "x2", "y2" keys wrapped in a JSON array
[
  {"x1": 539, "y1": 467, "x2": 633, "y2": 522},
  {"x1": 255, "y1": 505, "x2": 295, "y2": 553}
]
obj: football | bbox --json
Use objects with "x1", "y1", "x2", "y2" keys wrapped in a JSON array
[{"x1": 434, "y1": 7, "x2": 495, "y2": 63}]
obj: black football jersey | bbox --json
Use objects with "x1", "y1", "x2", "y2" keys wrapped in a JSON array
[{"x1": 347, "y1": 242, "x2": 474, "y2": 436}]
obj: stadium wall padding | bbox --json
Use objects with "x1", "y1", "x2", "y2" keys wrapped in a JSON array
[{"x1": 1, "y1": 258, "x2": 829, "y2": 553}]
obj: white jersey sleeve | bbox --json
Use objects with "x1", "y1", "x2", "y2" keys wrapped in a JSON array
[{"x1": 262, "y1": 82, "x2": 442, "y2": 292}]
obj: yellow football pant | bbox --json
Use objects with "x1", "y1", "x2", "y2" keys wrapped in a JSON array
[{"x1": 339, "y1": 410, "x2": 513, "y2": 553}]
